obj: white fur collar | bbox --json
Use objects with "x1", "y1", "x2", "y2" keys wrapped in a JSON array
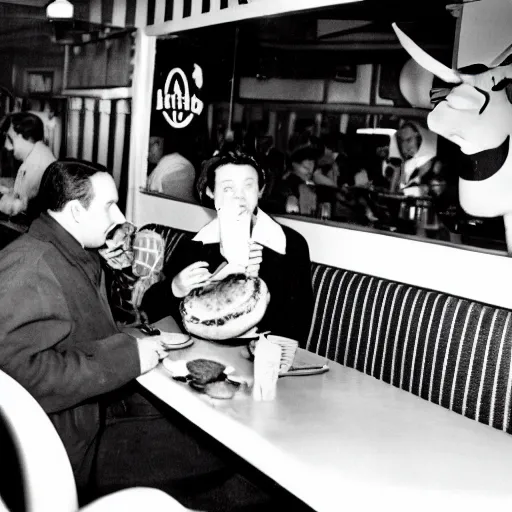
[{"x1": 193, "y1": 209, "x2": 286, "y2": 255}]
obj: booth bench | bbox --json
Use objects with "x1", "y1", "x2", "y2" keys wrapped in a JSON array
[{"x1": 109, "y1": 223, "x2": 512, "y2": 436}]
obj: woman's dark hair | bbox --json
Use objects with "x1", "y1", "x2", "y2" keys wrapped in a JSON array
[
  {"x1": 38, "y1": 159, "x2": 109, "y2": 212},
  {"x1": 204, "y1": 146, "x2": 267, "y2": 193},
  {"x1": 6, "y1": 112, "x2": 44, "y2": 143}
]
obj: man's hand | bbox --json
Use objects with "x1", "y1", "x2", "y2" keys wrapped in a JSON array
[
  {"x1": 136, "y1": 337, "x2": 171, "y2": 374},
  {"x1": 171, "y1": 261, "x2": 211, "y2": 298},
  {"x1": 246, "y1": 242, "x2": 263, "y2": 277}
]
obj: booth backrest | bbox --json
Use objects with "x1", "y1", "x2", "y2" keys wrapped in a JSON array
[
  {"x1": 308, "y1": 264, "x2": 512, "y2": 435},
  {"x1": 109, "y1": 224, "x2": 512, "y2": 436}
]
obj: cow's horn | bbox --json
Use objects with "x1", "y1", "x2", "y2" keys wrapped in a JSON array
[{"x1": 392, "y1": 23, "x2": 462, "y2": 84}]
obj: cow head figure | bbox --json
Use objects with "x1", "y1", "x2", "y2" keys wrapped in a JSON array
[{"x1": 392, "y1": 23, "x2": 512, "y2": 224}]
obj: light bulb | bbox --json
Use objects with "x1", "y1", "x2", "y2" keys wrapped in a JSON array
[{"x1": 46, "y1": 0, "x2": 74, "y2": 19}]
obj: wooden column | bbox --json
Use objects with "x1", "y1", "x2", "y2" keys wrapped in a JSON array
[
  {"x1": 82, "y1": 98, "x2": 96, "y2": 162},
  {"x1": 97, "y1": 99, "x2": 111, "y2": 166},
  {"x1": 113, "y1": 100, "x2": 130, "y2": 189},
  {"x1": 267, "y1": 111, "x2": 277, "y2": 140},
  {"x1": 67, "y1": 97, "x2": 83, "y2": 159},
  {"x1": 287, "y1": 112, "x2": 297, "y2": 143}
]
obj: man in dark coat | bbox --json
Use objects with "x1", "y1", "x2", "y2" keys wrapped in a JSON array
[
  {"x1": 0, "y1": 160, "x2": 169, "y2": 498},
  {"x1": 0, "y1": 159, "x2": 298, "y2": 512}
]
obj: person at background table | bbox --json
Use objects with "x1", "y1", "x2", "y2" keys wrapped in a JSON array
[
  {"x1": 141, "y1": 146, "x2": 314, "y2": 346},
  {"x1": 0, "y1": 159, "x2": 196, "y2": 505},
  {"x1": 0, "y1": 112, "x2": 56, "y2": 216},
  {"x1": 386, "y1": 121, "x2": 446, "y2": 197},
  {"x1": 280, "y1": 143, "x2": 322, "y2": 217},
  {"x1": 146, "y1": 143, "x2": 198, "y2": 202}
]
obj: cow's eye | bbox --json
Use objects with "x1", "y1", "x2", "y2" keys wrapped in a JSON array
[{"x1": 445, "y1": 83, "x2": 488, "y2": 113}]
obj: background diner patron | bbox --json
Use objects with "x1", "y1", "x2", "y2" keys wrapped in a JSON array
[{"x1": 0, "y1": 112, "x2": 56, "y2": 216}]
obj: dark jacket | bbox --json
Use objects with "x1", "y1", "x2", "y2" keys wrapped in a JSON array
[
  {"x1": 142, "y1": 224, "x2": 314, "y2": 345},
  {"x1": 0, "y1": 213, "x2": 140, "y2": 489}
]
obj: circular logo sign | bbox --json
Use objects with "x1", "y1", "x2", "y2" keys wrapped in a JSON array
[{"x1": 155, "y1": 64, "x2": 204, "y2": 129}]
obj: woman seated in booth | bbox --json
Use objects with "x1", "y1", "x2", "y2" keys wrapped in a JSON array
[{"x1": 140, "y1": 146, "x2": 314, "y2": 345}]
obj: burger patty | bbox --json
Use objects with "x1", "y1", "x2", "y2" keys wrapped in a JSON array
[{"x1": 186, "y1": 359, "x2": 226, "y2": 385}]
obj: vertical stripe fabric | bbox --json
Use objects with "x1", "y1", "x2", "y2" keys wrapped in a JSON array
[
  {"x1": 308, "y1": 263, "x2": 512, "y2": 435},
  {"x1": 64, "y1": 97, "x2": 131, "y2": 206},
  {"x1": 86, "y1": 0, "x2": 252, "y2": 28}
]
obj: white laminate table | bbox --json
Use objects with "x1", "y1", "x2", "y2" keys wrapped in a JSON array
[{"x1": 135, "y1": 317, "x2": 512, "y2": 512}]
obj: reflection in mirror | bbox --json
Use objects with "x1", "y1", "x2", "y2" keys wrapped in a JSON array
[{"x1": 146, "y1": 2, "x2": 507, "y2": 254}]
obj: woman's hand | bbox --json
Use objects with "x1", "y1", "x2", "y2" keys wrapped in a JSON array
[
  {"x1": 246, "y1": 242, "x2": 263, "y2": 277},
  {"x1": 171, "y1": 261, "x2": 211, "y2": 298}
]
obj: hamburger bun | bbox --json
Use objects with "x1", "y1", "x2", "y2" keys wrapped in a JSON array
[{"x1": 180, "y1": 274, "x2": 270, "y2": 341}]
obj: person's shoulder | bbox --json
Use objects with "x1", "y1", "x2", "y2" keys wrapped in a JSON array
[
  {"x1": 0, "y1": 235, "x2": 54, "y2": 276},
  {"x1": 280, "y1": 224, "x2": 310, "y2": 252},
  {"x1": 25, "y1": 141, "x2": 56, "y2": 170},
  {"x1": 39, "y1": 142, "x2": 57, "y2": 164}
]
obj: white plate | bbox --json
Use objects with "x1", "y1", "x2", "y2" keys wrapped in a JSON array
[{"x1": 154, "y1": 332, "x2": 194, "y2": 350}]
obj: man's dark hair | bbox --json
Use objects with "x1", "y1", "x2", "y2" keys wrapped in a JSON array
[
  {"x1": 397, "y1": 121, "x2": 422, "y2": 143},
  {"x1": 5, "y1": 112, "x2": 44, "y2": 143},
  {"x1": 38, "y1": 159, "x2": 109, "y2": 212},
  {"x1": 205, "y1": 146, "x2": 267, "y2": 193}
]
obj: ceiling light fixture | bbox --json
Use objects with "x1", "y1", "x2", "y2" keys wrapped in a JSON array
[
  {"x1": 357, "y1": 128, "x2": 397, "y2": 138},
  {"x1": 46, "y1": 0, "x2": 74, "y2": 20}
]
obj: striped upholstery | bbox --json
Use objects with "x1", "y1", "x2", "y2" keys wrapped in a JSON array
[
  {"x1": 307, "y1": 264, "x2": 512, "y2": 434},
  {"x1": 106, "y1": 224, "x2": 192, "y2": 322},
  {"x1": 141, "y1": 223, "x2": 191, "y2": 264},
  {"x1": 106, "y1": 224, "x2": 512, "y2": 433}
]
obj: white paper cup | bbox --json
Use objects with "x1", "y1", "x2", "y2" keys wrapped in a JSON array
[{"x1": 265, "y1": 335, "x2": 299, "y2": 374}]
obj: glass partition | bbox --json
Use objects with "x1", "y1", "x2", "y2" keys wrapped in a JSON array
[{"x1": 144, "y1": 5, "x2": 507, "y2": 254}]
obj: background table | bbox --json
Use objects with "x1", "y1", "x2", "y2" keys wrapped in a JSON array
[{"x1": 135, "y1": 317, "x2": 512, "y2": 512}]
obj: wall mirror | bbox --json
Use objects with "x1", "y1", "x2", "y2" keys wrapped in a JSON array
[{"x1": 145, "y1": 2, "x2": 507, "y2": 254}]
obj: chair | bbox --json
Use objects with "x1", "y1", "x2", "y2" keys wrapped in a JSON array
[{"x1": 0, "y1": 369, "x2": 193, "y2": 512}]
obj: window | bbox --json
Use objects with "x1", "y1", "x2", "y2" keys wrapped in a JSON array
[{"x1": 144, "y1": 4, "x2": 506, "y2": 253}]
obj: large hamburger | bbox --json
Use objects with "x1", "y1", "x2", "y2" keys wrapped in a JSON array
[{"x1": 180, "y1": 273, "x2": 270, "y2": 341}]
